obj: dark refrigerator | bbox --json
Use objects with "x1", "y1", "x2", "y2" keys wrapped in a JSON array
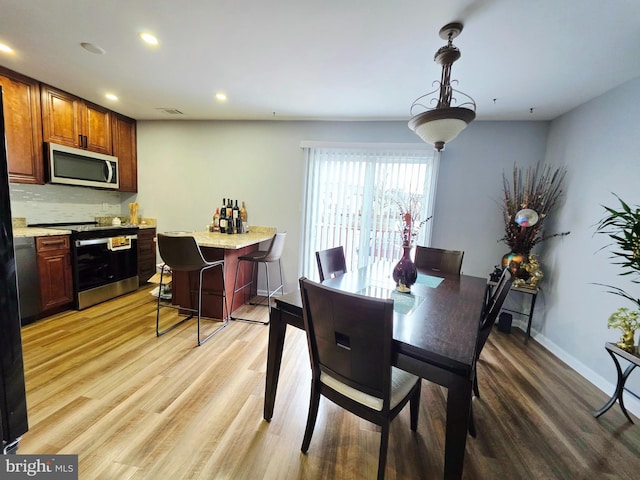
[{"x1": 0, "y1": 86, "x2": 29, "y2": 453}]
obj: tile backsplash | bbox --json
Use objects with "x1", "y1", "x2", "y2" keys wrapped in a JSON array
[{"x1": 9, "y1": 183, "x2": 126, "y2": 224}]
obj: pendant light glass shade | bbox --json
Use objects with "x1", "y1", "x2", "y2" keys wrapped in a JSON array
[{"x1": 408, "y1": 107, "x2": 476, "y2": 151}]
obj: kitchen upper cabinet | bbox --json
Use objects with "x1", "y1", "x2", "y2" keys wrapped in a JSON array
[
  {"x1": 36, "y1": 235, "x2": 73, "y2": 312},
  {"x1": 41, "y1": 85, "x2": 112, "y2": 155},
  {"x1": 0, "y1": 66, "x2": 44, "y2": 184},
  {"x1": 112, "y1": 113, "x2": 137, "y2": 192}
]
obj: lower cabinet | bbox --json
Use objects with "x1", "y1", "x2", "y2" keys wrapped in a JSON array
[
  {"x1": 137, "y1": 228, "x2": 156, "y2": 283},
  {"x1": 36, "y1": 235, "x2": 73, "y2": 312}
]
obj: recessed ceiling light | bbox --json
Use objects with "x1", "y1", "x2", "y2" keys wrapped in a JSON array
[
  {"x1": 139, "y1": 32, "x2": 159, "y2": 46},
  {"x1": 80, "y1": 42, "x2": 106, "y2": 55},
  {"x1": 215, "y1": 92, "x2": 227, "y2": 102},
  {"x1": 105, "y1": 93, "x2": 118, "y2": 101},
  {"x1": 0, "y1": 43, "x2": 14, "y2": 54}
]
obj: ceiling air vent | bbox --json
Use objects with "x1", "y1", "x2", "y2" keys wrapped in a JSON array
[{"x1": 156, "y1": 108, "x2": 184, "y2": 115}]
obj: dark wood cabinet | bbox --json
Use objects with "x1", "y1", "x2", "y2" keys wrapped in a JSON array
[
  {"x1": 36, "y1": 235, "x2": 73, "y2": 312},
  {"x1": 0, "y1": 66, "x2": 44, "y2": 184},
  {"x1": 41, "y1": 85, "x2": 112, "y2": 154},
  {"x1": 112, "y1": 113, "x2": 137, "y2": 192},
  {"x1": 137, "y1": 228, "x2": 156, "y2": 283}
]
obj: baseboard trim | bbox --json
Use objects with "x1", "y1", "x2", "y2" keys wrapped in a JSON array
[{"x1": 511, "y1": 319, "x2": 640, "y2": 418}]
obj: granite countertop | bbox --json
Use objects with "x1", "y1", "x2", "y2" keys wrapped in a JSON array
[
  {"x1": 181, "y1": 226, "x2": 277, "y2": 249},
  {"x1": 13, "y1": 224, "x2": 156, "y2": 238},
  {"x1": 13, "y1": 227, "x2": 72, "y2": 238}
]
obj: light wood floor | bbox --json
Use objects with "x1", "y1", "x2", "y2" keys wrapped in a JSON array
[{"x1": 18, "y1": 286, "x2": 640, "y2": 479}]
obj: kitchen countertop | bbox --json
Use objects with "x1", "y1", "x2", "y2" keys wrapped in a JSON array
[
  {"x1": 13, "y1": 227, "x2": 72, "y2": 237},
  {"x1": 184, "y1": 227, "x2": 276, "y2": 249},
  {"x1": 13, "y1": 223, "x2": 157, "y2": 238}
]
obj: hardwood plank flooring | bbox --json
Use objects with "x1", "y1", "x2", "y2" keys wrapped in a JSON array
[{"x1": 17, "y1": 286, "x2": 640, "y2": 479}]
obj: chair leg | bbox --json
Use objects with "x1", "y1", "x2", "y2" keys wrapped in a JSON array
[
  {"x1": 197, "y1": 263, "x2": 229, "y2": 346},
  {"x1": 377, "y1": 421, "x2": 390, "y2": 480},
  {"x1": 473, "y1": 370, "x2": 480, "y2": 398},
  {"x1": 301, "y1": 381, "x2": 321, "y2": 454},
  {"x1": 409, "y1": 381, "x2": 421, "y2": 431},
  {"x1": 468, "y1": 401, "x2": 477, "y2": 438},
  {"x1": 232, "y1": 261, "x2": 270, "y2": 325}
]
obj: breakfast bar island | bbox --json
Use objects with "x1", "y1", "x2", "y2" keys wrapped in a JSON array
[{"x1": 170, "y1": 227, "x2": 276, "y2": 318}]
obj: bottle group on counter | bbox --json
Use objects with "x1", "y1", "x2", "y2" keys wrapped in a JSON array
[{"x1": 210, "y1": 198, "x2": 247, "y2": 234}]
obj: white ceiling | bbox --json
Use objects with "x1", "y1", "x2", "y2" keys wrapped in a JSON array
[{"x1": 1, "y1": 0, "x2": 639, "y2": 122}]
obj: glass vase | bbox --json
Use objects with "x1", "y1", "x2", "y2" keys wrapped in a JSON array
[
  {"x1": 393, "y1": 245, "x2": 417, "y2": 293},
  {"x1": 501, "y1": 251, "x2": 529, "y2": 281}
]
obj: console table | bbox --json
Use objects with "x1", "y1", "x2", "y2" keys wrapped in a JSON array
[
  {"x1": 488, "y1": 280, "x2": 538, "y2": 343},
  {"x1": 593, "y1": 342, "x2": 639, "y2": 423}
]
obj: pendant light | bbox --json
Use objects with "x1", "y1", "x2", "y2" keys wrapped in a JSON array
[{"x1": 408, "y1": 22, "x2": 476, "y2": 151}]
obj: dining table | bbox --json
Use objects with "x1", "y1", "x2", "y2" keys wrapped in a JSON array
[{"x1": 264, "y1": 262, "x2": 489, "y2": 480}]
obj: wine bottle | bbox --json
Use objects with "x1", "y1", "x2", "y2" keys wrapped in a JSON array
[
  {"x1": 240, "y1": 201, "x2": 247, "y2": 222},
  {"x1": 219, "y1": 198, "x2": 227, "y2": 234},
  {"x1": 233, "y1": 200, "x2": 240, "y2": 223},
  {"x1": 227, "y1": 198, "x2": 234, "y2": 234},
  {"x1": 213, "y1": 208, "x2": 220, "y2": 232}
]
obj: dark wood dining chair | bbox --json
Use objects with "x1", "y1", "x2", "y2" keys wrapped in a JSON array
[
  {"x1": 155, "y1": 233, "x2": 229, "y2": 346},
  {"x1": 469, "y1": 267, "x2": 513, "y2": 437},
  {"x1": 414, "y1": 245, "x2": 464, "y2": 275},
  {"x1": 315, "y1": 246, "x2": 347, "y2": 282},
  {"x1": 298, "y1": 277, "x2": 421, "y2": 480}
]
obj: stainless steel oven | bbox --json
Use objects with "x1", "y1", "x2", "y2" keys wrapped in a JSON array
[
  {"x1": 74, "y1": 230, "x2": 138, "y2": 309},
  {"x1": 31, "y1": 223, "x2": 139, "y2": 309}
]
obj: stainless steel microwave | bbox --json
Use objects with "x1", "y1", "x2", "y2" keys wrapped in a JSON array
[{"x1": 47, "y1": 142, "x2": 119, "y2": 189}]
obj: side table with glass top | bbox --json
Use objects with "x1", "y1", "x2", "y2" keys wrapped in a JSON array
[
  {"x1": 593, "y1": 342, "x2": 639, "y2": 423},
  {"x1": 488, "y1": 280, "x2": 539, "y2": 343}
]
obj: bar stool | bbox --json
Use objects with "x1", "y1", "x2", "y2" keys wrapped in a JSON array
[
  {"x1": 156, "y1": 233, "x2": 229, "y2": 346},
  {"x1": 231, "y1": 232, "x2": 286, "y2": 325}
]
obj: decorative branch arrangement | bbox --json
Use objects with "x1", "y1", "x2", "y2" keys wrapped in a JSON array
[
  {"x1": 391, "y1": 193, "x2": 432, "y2": 247},
  {"x1": 501, "y1": 164, "x2": 569, "y2": 254}
]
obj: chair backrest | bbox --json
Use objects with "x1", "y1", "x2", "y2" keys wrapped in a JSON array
[
  {"x1": 476, "y1": 268, "x2": 513, "y2": 359},
  {"x1": 157, "y1": 233, "x2": 208, "y2": 272},
  {"x1": 315, "y1": 246, "x2": 347, "y2": 282},
  {"x1": 262, "y1": 232, "x2": 287, "y2": 262},
  {"x1": 299, "y1": 277, "x2": 393, "y2": 403},
  {"x1": 414, "y1": 246, "x2": 464, "y2": 275}
]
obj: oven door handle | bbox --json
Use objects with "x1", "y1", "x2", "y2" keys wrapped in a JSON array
[
  {"x1": 75, "y1": 235, "x2": 137, "y2": 248},
  {"x1": 76, "y1": 238, "x2": 109, "y2": 247}
]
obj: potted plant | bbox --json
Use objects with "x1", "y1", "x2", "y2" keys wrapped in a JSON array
[
  {"x1": 595, "y1": 194, "x2": 640, "y2": 352},
  {"x1": 500, "y1": 164, "x2": 569, "y2": 281},
  {"x1": 607, "y1": 307, "x2": 640, "y2": 352}
]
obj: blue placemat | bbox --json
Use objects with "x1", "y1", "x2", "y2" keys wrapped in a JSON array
[
  {"x1": 357, "y1": 284, "x2": 426, "y2": 316},
  {"x1": 415, "y1": 273, "x2": 444, "y2": 288},
  {"x1": 390, "y1": 290, "x2": 425, "y2": 315}
]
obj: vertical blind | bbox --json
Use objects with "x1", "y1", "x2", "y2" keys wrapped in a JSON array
[{"x1": 301, "y1": 145, "x2": 438, "y2": 279}]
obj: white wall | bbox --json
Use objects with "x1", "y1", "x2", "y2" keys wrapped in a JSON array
[
  {"x1": 541, "y1": 76, "x2": 640, "y2": 401},
  {"x1": 135, "y1": 119, "x2": 548, "y2": 292},
  {"x1": 429, "y1": 121, "x2": 549, "y2": 276}
]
